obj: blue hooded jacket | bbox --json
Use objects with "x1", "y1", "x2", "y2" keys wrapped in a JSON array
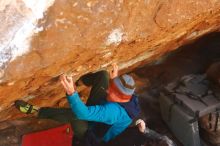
[{"x1": 67, "y1": 92, "x2": 132, "y2": 142}]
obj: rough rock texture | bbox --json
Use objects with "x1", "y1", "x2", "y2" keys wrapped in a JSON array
[
  {"x1": 2, "y1": 32, "x2": 220, "y2": 146},
  {"x1": 0, "y1": 0, "x2": 220, "y2": 121}
]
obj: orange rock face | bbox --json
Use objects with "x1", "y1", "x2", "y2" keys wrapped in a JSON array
[{"x1": 0, "y1": 0, "x2": 220, "y2": 121}]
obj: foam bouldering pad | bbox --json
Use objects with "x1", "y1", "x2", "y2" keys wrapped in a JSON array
[{"x1": 22, "y1": 124, "x2": 73, "y2": 146}]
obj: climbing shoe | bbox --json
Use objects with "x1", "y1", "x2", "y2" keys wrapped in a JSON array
[{"x1": 15, "y1": 100, "x2": 39, "y2": 114}]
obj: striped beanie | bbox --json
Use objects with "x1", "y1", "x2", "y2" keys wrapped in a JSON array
[{"x1": 113, "y1": 74, "x2": 135, "y2": 96}]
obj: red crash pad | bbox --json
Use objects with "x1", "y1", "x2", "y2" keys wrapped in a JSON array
[{"x1": 22, "y1": 124, "x2": 73, "y2": 146}]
